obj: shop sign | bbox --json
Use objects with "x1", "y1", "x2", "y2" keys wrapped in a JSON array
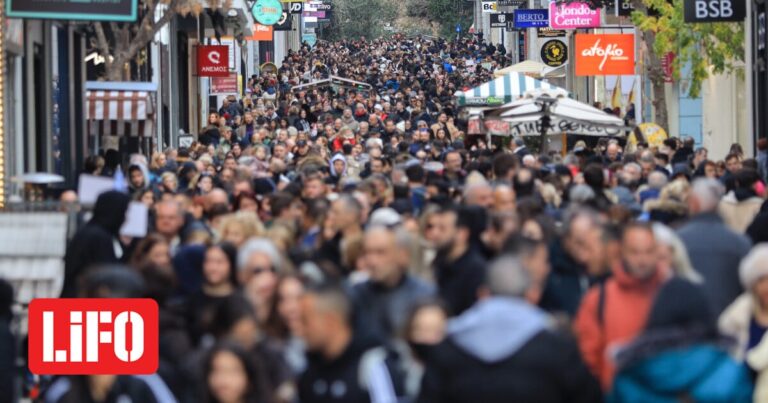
[
  {"x1": 482, "y1": 1, "x2": 498, "y2": 13},
  {"x1": 514, "y1": 9, "x2": 550, "y2": 28},
  {"x1": 7, "y1": 0, "x2": 137, "y2": 21},
  {"x1": 252, "y1": 0, "x2": 283, "y2": 25},
  {"x1": 537, "y1": 27, "x2": 567, "y2": 37},
  {"x1": 541, "y1": 40, "x2": 568, "y2": 67},
  {"x1": 210, "y1": 74, "x2": 238, "y2": 94},
  {"x1": 683, "y1": 0, "x2": 745, "y2": 22},
  {"x1": 549, "y1": 2, "x2": 601, "y2": 29},
  {"x1": 491, "y1": 13, "x2": 514, "y2": 28},
  {"x1": 247, "y1": 24, "x2": 273, "y2": 41},
  {"x1": 574, "y1": 34, "x2": 635, "y2": 76},
  {"x1": 197, "y1": 46, "x2": 230, "y2": 77}
]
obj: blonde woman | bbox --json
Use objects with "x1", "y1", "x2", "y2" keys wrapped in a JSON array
[
  {"x1": 652, "y1": 223, "x2": 703, "y2": 284},
  {"x1": 218, "y1": 212, "x2": 265, "y2": 248}
]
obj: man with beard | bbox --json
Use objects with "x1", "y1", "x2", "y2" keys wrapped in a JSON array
[
  {"x1": 431, "y1": 205, "x2": 487, "y2": 316},
  {"x1": 574, "y1": 223, "x2": 667, "y2": 391}
]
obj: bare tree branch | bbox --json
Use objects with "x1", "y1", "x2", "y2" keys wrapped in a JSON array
[{"x1": 93, "y1": 22, "x2": 114, "y2": 75}]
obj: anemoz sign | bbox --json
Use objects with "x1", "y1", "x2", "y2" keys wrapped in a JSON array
[
  {"x1": 549, "y1": 1, "x2": 601, "y2": 29},
  {"x1": 197, "y1": 45, "x2": 231, "y2": 77},
  {"x1": 684, "y1": 0, "x2": 745, "y2": 22}
]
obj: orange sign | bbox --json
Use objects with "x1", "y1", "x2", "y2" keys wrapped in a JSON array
[
  {"x1": 575, "y1": 34, "x2": 635, "y2": 76},
  {"x1": 246, "y1": 24, "x2": 273, "y2": 41}
]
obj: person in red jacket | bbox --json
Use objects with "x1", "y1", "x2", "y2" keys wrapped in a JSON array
[{"x1": 574, "y1": 223, "x2": 668, "y2": 390}]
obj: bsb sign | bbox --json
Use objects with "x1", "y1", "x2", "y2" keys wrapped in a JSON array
[
  {"x1": 683, "y1": 0, "x2": 745, "y2": 22},
  {"x1": 549, "y1": 1, "x2": 601, "y2": 29},
  {"x1": 575, "y1": 34, "x2": 635, "y2": 76},
  {"x1": 197, "y1": 45, "x2": 231, "y2": 77},
  {"x1": 7, "y1": 0, "x2": 137, "y2": 21}
]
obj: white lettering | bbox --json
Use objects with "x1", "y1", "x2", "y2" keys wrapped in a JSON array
[
  {"x1": 580, "y1": 39, "x2": 628, "y2": 71},
  {"x1": 113, "y1": 311, "x2": 144, "y2": 362}
]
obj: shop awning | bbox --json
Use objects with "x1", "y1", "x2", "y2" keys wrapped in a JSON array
[
  {"x1": 85, "y1": 82, "x2": 156, "y2": 137},
  {"x1": 455, "y1": 72, "x2": 566, "y2": 107}
]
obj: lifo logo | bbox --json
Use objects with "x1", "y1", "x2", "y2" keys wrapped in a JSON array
[{"x1": 28, "y1": 299, "x2": 158, "y2": 375}]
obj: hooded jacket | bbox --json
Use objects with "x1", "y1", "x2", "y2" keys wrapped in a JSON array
[
  {"x1": 418, "y1": 297, "x2": 602, "y2": 403},
  {"x1": 62, "y1": 191, "x2": 130, "y2": 297},
  {"x1": 574, "y1": 261, "x2": 666, "y2": 390},
  {"x1": 329, "y1": 154, "x2": 347, "y2": 178}
]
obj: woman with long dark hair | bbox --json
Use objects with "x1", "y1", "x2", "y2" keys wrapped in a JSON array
[{"x1": 203, "y1": 342, "x2": 271, "y2": 403}]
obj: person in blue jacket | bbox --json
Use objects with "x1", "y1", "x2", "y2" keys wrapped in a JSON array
[{"x1": 609, "y1": 277, "x2": 754, "y2": 403}]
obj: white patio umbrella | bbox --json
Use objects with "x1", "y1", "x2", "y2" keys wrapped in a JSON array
[{"x1": 482, "y1": 88, "x2": 631, "y2": 152}]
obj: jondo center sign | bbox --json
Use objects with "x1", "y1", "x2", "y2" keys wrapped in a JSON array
[
  {"x1": 549, "y1": 1, "x2": 601, "y2": 29},
  {"x1": 575, "y1": 34, "x2": 636, "y2": 76}
]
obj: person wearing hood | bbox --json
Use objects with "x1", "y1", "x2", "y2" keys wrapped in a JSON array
[
  {"x1": 329, "y1": 153, "x2": 347, "y2": 186},
  {"x1": 610, "y1": 278, "x2": 753, "y2": 402},
  {"x1": 574, "y1": 223, "x2": 667, "y2": 390},
  {"x1": 417, "y1": 254, "x2": 602, "y2": 403},
  {"x1": 127, "y1": 163, "x2": 151, "y2": 198},
  {"x1": 62, "y1": 190, "x2": 131, "y2": 297}
]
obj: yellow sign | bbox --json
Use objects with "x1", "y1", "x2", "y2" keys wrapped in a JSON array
[{"x1": 629, "y1": 123, "x2": 668, "y2": 147}]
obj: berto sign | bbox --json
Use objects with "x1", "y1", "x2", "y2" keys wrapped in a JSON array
[
  {"x1": 514, "y1": 9, "x2": 550, "y2": 28},
  {"x1": 197, "y1": 45, "x2": 231, "y2": 77},
  {"x1": 252, "y1": 0, "x2": 283, "y2": 25},
  {"x1": 575, "y1": 34, "x2": 635, "y2": 76},
  {"x1": 549, "y1": 1, "x2": 601, "y2": 29}
]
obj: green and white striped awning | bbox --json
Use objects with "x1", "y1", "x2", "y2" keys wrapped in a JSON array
[{"x1": 456, "y1": 72, "x2": 566, "y2": 107}]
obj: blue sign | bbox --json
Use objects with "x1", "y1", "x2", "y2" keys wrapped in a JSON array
[
  {"x1": 513, "y1": 9, "x2": 549, "y2": 28},
  {"x1": 302, "y1": 34, "x2": 317, "y2": 47},
  {"x1": 456, "y1": 24, "x2": 462, "y2": 32}
]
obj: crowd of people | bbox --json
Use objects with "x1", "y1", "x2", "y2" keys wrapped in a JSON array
[{"x1": 33, "y1": 35, "x2": 768, "y2": 402}]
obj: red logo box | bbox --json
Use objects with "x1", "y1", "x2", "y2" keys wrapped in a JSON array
[
  {"x1": 28, "y1": 299, "x2": 158, "y2": 375},
  {"x1": 197, "y1": 45, "x2": 230, "y2": 77}
]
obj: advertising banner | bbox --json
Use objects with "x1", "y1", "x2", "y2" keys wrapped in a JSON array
[
  {"x1": 246, "y1": 24, "x2": 273, "y2": 41},
  {"x1": 575, "y1": 34, "x2": 635, "y2": 76},
  {"x1": 482, "y1": 1, "x2": 498, "y2": 13},
  {"x1": 537, "y1": 27, "x2": 567, "y2": 37},
  {"x1": 252, "y1": 0, "x2": 282, "y2": 25},
  {"x1": 7, "y1": 0, "x2": 137, "y2": 21},
  {"x1": 541, "y1": 40, "x2": 568, "y2": 67},
  {"x1": 549, "y1": 1, "x2": 601, "y2": 29},
  {"x1": 211, "y1": 75, "x2": 239, "y2": 94}
]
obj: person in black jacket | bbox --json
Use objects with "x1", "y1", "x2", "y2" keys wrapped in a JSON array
[
  {"x1": 299, "y1": 283, "x2": 405, "y2": 403},
  {"x1": 418, "y1": 255, "x2": 603, "y2": 403},
  {"x1": 430, "y1": 205, "x2": 487, "y2": 316},
  {"x1": 61, "y1": 190, "x2": 130, "y2": 298}
]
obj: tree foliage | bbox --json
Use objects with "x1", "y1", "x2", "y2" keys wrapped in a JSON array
[
  {"x1": 92, "y1": 0, "x2": 230, "y2": 81},
  {"x1": 631, "y1": 0, "x2": 744, "y2": 98},
  {"x1": 325, "y1": 0, "x2": 397, "y2": 40},
  {"x1": 427, "y1": 0, "x2": 473, "y2": 38}
]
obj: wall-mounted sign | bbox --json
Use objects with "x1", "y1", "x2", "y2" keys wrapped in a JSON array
[
  {"x1": 247, "y1": 24, "x2": 273, "y2": 41},
  {"x1": 490, "y1": 13, "x2": 514, "y2": 28},
  {"x1": 541, "y1": 39, "x2": 568, "y2": 67},
  {"x1": 210, "y1": 74, "x2": 238, "y2": 94},
  {"x1": 288, "y1": 2, "x2": 303, "y2": 13},
  {"x1": 683, "y1": 0, "x2": 745, "y2": 22},
  {"x1": 615, "y1": 0, "x2": 635, "y2": 16},
  {"x1": 514, "y1": 9, "x2": 550, "y2": 28},
  {"x1": 274, "y1": 11, "x2": 293, "y2": 30},
  {"x1": 252, "y1": 0, "x2": 283, "y2": 25},
  {"x1": 197, "y1": 46, "x2": 230, "y2": 77},
  {"x1": 575, "y1": 34, "x2": 635, "y2": 76},
  {"x1": 549, "y1": 2, "x2": 601, "y2": 29},
  {"x1": 498, "y1": 0, "x2": 527, "y2": 5},
  {"x1": 7, "y1": 0, "x2": 138, "y2": 21},
  {"x1": 482, "y1": 1, "x2": 498, "y2": 13},
  {"x1": 303, "y1": 34, "x2": 318, "y2": 47},
  {"x1": 537, "y1": 27, "x2": 567, "y2": 37}
]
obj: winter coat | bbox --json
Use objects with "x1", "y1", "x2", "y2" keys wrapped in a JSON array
[
  {"x1": 574, "y1": 262, "x2": 666, "y2": 389},
  {"x1": 539, "y1": 239, "x2": 594, "y2": 317},
  {"x1": 298, "y1": 335, "x2": 404, "y2": 403},
  {"x1": 351, "y1": 274, "x2": 435, "y2": 341},
  {"x1": 678, "y1": 212, "x2": 751, "y2": 315},
  {"x1": 432, "y1": 247, "x2": 486, "y2": 316},
  {"x1": 719, "y1": 292, "x2": 768, "y2": 402},
  {"x1": 609, "y1": 336, "x2": 752, "y2": 403},
  {"x1": 418, "y1": 297, "x2": 603, "y2": 403},
  {"x1": 62, "y1": 191, "x2": 130, "y2": 298},
  {"x1": 43, "y1": 374, "x2": 174, "y2": 403},
  {"x1": 719, "y1": 190, "x2": 764, "y2": 233}
]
